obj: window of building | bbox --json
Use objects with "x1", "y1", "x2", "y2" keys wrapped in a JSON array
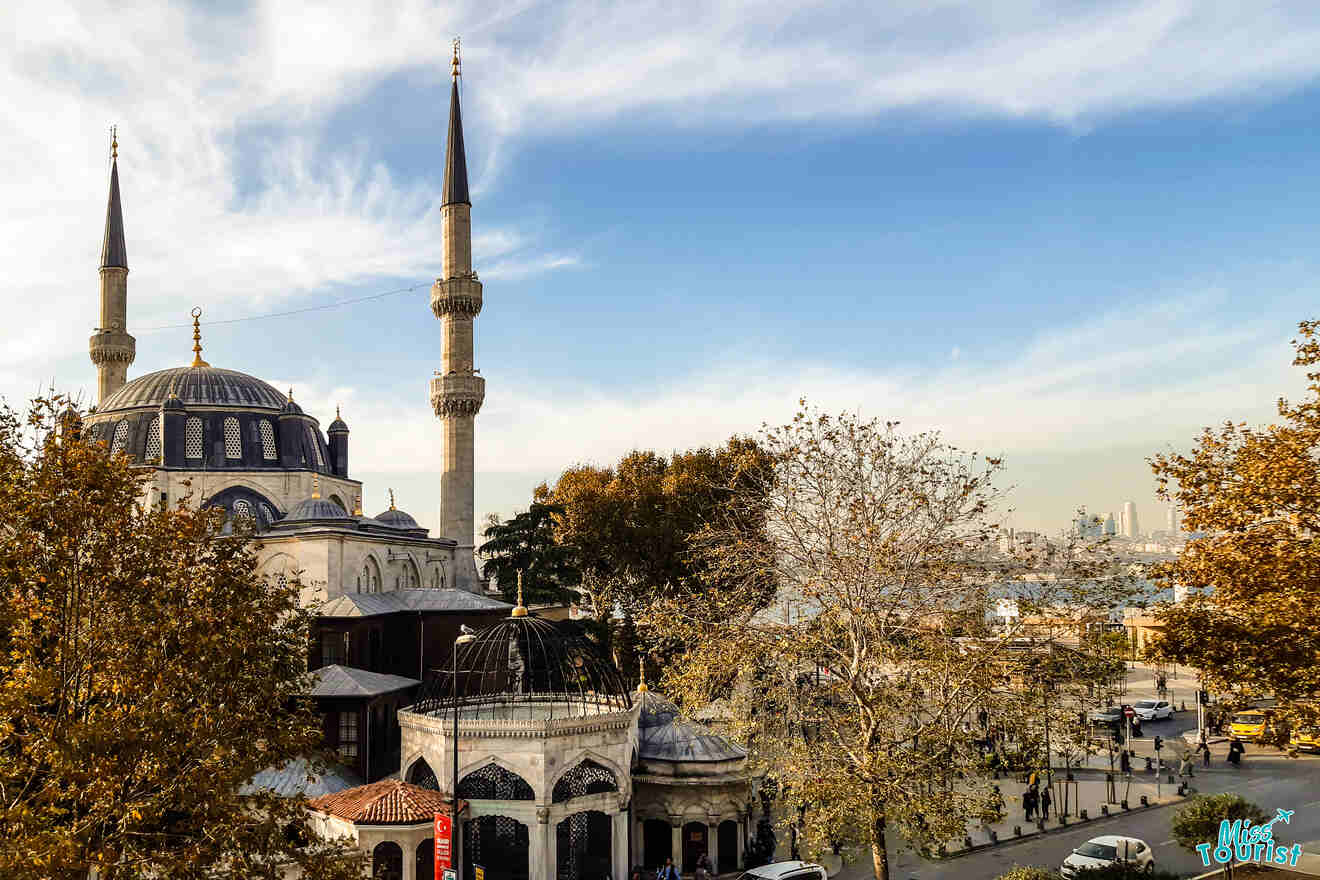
[
  {"x1": 223, "y1": 417, "x2": 242, "y2": 460},
  {"x1": 110, "y1": 420, "x2": 129, "y2": 455},
  {"x1": 359, "y1": 558, "x2": 380, "y2": 594},
  {"x1": 185, "y1": 417, "x2": 203, "y2": 459},
  {"x1": 307, "y1": 427, "x2": 325, "y2": 468},
  {"x1": 337, "y1": 711, "x2": 358, "y2": 759},
  {"x1": 233, "y1": 499, "x2": 252, "y2": 521},
  {"x1": 321, "y1": 632, "x2": 345, "y2": 666},
  {"x1": 143, "y1": 416, "x2": 161, "y2": 461},
  {"x1": 259, "y1": 420, "x2": 278, "y2": 460},
  {"x1": 261, "y1": 503, "x2": 277, "y2": 523}
]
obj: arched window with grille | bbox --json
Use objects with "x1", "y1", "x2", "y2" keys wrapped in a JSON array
[
  {"x1": 259, "y1": 420, "x2": 278, "y2": 460},
  {"x1": 457, "y1": 762, "x2": 535, "y2": 800},
  {"x1": 359, "y1": 557, "x2": 381, "y2": 594},
  {"x1": 233, "y1": 499, "x2": 252, "y2": 521},
  {"x1": 185, "y1": 417, "x2": 203, "y2": 459},
  {"x1": 223, "y1": 417, "x2": 242, "y2": 459},
  {"x1": 143, "y1": 416, "x2": 161, "y2": 461},
  {"x1": 551, "y1": 759, "x2": 618, "y2": 803},
  {"x1": 261, "y1": 503, "x2": 277, "y2": 524},
  {"x1": 109, "y1": 420, "x2": 129, "y2": 455}
]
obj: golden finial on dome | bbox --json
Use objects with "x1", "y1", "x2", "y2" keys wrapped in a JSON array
[
  {"x1": 353, "y1": 493, "x2": 362, "y2": 516},
  {"x1": 637, "y1": 656, "x2": 648, "y2": 692},
  {"x1": 110, "y1": 126, "x2": 118, "y2": 161},
  {"x1": 190, "y1": 307, "x2": 210, "y2": 367},
  {"x1": 287, "y1": 387, "x2": 294, "y2": 403},
  {"x1": 388, "y1": 488, "x2": 396, "y2": 510},
  {"x1": 451, "y1": 37, "x2": 461, "y2": 79},
  {"x1": 311, "y1": 472, "x2": 321, "y2": 499},
  {"x1": 511, "y1": 570, "x2": 528, "y2": 617},
  {"x1": 336, "y1": 404, "x2": 341, "y2": 419}
]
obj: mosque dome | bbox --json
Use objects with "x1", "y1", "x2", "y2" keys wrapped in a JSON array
[
  {"x1": 98, "y1": 365, "x2": 287, "y2": 413},
  {"x1": 375, "y1": 508, "x2": 420, "y2": 529},
  {"x1": 634, "y1": 688, "x2": 747, "y2": 763},
  {"x1": 412, "y1": 612, "x2": 631, "y2": 721},
  {"x1": 284, "y1": 496, "x2": 352, "y2": 523}
]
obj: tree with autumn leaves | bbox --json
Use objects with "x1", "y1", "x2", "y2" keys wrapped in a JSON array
[
  {"x1": 0, "y1": 398, "x2": 363, "y2": 879},
  {"x1": 1149, "y1": 321, "x2": 1320, "y2": 713},
  {"x1": 644, "y1": 406, "x2": 1133, "y2": 880}
]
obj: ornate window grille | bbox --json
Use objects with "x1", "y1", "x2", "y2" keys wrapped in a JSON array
[
  {"x1": 337, "y1": 711, "x2": 357, "y2": 758},
  {"x1": 223, "y1": 417, "x2": 242, "y2": 459},
  {"x1": 259, "y1": 420, "x2": 278, "y2": 460},
  {"x1": 261, "y1": 503, "x2": 277, "y2": 524},
  {"x1": 143, "y1": 416, "x2": 161, "y2": 461},
  {"x1": 110, "y1": 420, "x2": 129, "y2": 455},
  {"x1": 407, "y1": 759, "x2": 439, "y2": 790},
  {"x1": 457, "y1": 762, "x2": 535, "y2": 800},
  {"x1": 463, "y1": 816, "x2": 529, "y2": 880},
  {"x1": 185, "y1": 417, "x2": 203, "y2": 459},
  {"x1": 233, "y1": 499, "x2": 252, "y2": 521},
  {"x1": 552, "y1": 760, "x2": 618, "y2": 803}
]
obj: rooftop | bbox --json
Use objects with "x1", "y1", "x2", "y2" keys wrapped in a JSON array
[
  {"x1": 317, "y1": 589, "x2": 510, "y2": 619},
  {"x1": 309, "y1": 778, "x2": 463, "y2": 826},
  {"x1": 309, "y1": 665, "x2": 421, "y2": 699}
]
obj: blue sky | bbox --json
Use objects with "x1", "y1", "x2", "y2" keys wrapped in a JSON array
[{"x1": 3, "y1": 0, "x2": 1320, "y2": 538}]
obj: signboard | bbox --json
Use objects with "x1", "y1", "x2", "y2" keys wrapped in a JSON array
[
  {"x1": 434, "y1": 813, "x2": 452, "y2": 874},
  {"x1": 475, "y1": 865, "x2": 485, "y2": 880},
  {"x1": 443, "y1": 871, "x2": 457, "y2": 880},
  {"x1": 1123, "y1": 706, "x2": 1135, "y2": 718}
]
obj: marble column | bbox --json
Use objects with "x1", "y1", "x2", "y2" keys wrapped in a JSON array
[
  {"x1": 403, "y1": 838, "x2": 417, "y2": 880},
  {"x1": 633, "y1": 816, "x2": 644, "y2": 867},
  {"x1": 613, "y1": 811, "x2": 630, "y2": 880},
  {"x1": 670, "y1": 817, "x2": 683, "y2": 871},
  {"x1": 533, "y1": 809, "x2": 551, "y2": 880},
  {"x1": 706, "y1": 818, "x2": 719, "y2": 875},
  {"x1": 735, "y1": 815, "x2": 746, "y2": 871}
]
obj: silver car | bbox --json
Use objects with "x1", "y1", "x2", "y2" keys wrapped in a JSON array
[{"x1": 1062, "y1": 835, "x2": 1156, "y2": 877}]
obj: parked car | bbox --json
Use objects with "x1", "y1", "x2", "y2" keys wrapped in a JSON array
[
  {"x1": 1089, "y1": 706, "x2": 1125, "y2": 725},
  {"x1": 1062, "y1": 835, "x2": 1156, "y2": 877},
  {"x1": 737, "y1": 861, "x2": 828, "y2": 880},
  {"x1": 1230, "y1": 710, "x2": 1273, "y2": 742},
  {"x1": 1133, "y1": 700, "x2": 1174, "y2": 721},
  {"x1": 1290, "y1": 726, "x2": 1319, "y2": 753}
]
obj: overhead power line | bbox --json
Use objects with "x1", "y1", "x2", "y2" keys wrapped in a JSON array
[{"x1": 134, "y1": 281, "x2": 432, "y2": 334}]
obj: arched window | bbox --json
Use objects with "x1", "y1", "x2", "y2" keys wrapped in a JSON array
[
  {"x1": 431, "y1": 564, "x2": 446, "y2": 589},
  {"x1": 261, "y1": 503, "x2": 277, "y2": 524},
  {"x1": 359, "y1": 557, "x2": 381, "y2": 594},
  {"x1": 402, "y1": 559, "x2": 420, "y2": 589},
  {"x1": 233, "y1": 499, "x2": 252, "y2": 519},
  {"x1": 185, "y1": 417, "x2": 203, "y2": 459},
  {"x1": 143, "y1": 415, "x2": 161, "y2": 461},
  {"x1": 371, "y1": 842, "x2": 402, "y2": 880},
  {"x1": 552, "y1": 759, "x2": 618, "y2": 803},
  {"x1": 407, "y1": 759, "x2": 439, "y2": 790},
  {"x1": 457, "y1": 762, "x2": 535, "y2": 800},
  {"x1": 110, "y1": 420, "x2": 129, "y2": 455},
  {"x1": 259, "y1": 420, "x2": 278, "y2": 460},
  {"x1": 223, "y1": 417, "x2": 242, "y2": 459}
]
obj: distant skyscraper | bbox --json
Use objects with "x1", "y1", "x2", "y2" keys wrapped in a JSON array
[
  {"x1": 1104, "y1": 512, "x2": 1116, "y2": 536},
  {"x1": 1167, "y1": 503, "x2": 1180, "y2": 536},
  {"x1": 1122, "y1": 500, "x2": 1139, "y2": 538}
]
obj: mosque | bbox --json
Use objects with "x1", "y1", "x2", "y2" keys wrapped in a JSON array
[{"x1": 81, "y1": 46, "x2": 763, "y2": 880}]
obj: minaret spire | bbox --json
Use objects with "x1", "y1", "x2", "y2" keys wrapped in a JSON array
[
  {"x1": 430, "y1": 41, "x2": 485, "y2": 592},
  {"x1": 90, "y1": 126, "x2": 136, "y2": 403}
]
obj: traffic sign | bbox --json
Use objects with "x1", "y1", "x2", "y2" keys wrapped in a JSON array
[
  {"x1": 443, "y1": 870, "x2": 457, "y2": 880},
  {"x1": 1123, "y1": 706, "x2": 1135, "y2": 718}
]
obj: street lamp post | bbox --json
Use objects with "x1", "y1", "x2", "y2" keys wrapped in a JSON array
[{"x1": 452, "y1": 624, "x2": 477, "y2": 880}]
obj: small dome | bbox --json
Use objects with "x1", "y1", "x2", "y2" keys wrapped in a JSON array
[
  {"x1": 280, "y1": 394, "x2": 303, "y2": 416},
  {"x1": 98, "y1": 366, "x2": 286, "y2": 412},
  {"x1": 375, "y1": 508, "x2": 420, "y2": 529},
  {"x1": 284, "y1": 496, "x2": 351, "y2": 522},
  {"x1": 412, "y1": 614, "x2": 630, "y2": 721},
  {"x1": 634, "y1": 689, "x2": 747, "y2": 763},
  {"x1": 328, "y1": 407, "x2": 348, "y2": 434},
  {"x1": 161, "y1": 393, "x2": 186, "y2": 411}
]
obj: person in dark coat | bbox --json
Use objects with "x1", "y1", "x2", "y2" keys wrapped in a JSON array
[
  {"x1": 1023, "y1": 788, "x2": 1036, "y2": 820},
  {"x1": 1120, "y1": 749, "x2": 1132, "y2": 774},
  {"x1": 1228, "y1": 737, "x2": 1245, "y2": 766},
  {"x1": 1040, "y1": 787, "x2": 1053, "y2": 820}
]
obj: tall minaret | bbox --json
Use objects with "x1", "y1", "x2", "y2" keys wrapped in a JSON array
[
  {"x1": 430, "y1": 41, "x2": 485, "y2": 592},
  {"x1": 89, "y1": 129, "x2": 136, "y2": 404}
]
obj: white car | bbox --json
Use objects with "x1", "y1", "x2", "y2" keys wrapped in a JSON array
[
  {"x1": 736, "y1": 862, "x2": 827, "y2": 880},
  {"x1": 1062, "y1": 836, "x2": 1156, "y2": 877},
  {"x1": 1133, "y1": 699, "x2": 1173, "y2": 721}
]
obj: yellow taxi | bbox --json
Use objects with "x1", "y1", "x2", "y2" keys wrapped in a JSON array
[
  {"x1": 1230, "y1": 710, "x2": 1272, "y2": 741},
  {"x1": 1290, "y1": 726, "x2": 1320, "y2": 753}
]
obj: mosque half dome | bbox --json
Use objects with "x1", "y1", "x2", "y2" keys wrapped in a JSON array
[{"x1": 97, "y1": 365, "x2": 287, "y2": 413}]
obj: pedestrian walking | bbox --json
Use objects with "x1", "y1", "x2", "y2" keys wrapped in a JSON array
[
  {"x1": 657, "y1": 858, "x2": 681, "y2": 880},
  {"x1": 1179, "y1": 754, "x2": 1194, "y2": 777},
  {"x1": 1200, "y1": 741, "x2": 1211, "y2": 767},
  {"x1": 1228, "y1": 737, "x2": 1245, "y2": 767},
  {"x1": 1023, "y1": 788, "x2": 1036, "y2": 821},
  {"x1": 695, "y1": 854, "x2": 711, "y2": 880},
  {"x1": 1040, "y1": 788, "x2": 1052, "y2": 820},
  {"x1": 1120, "y1": 749, "x2": 1132, "y2": 774}
]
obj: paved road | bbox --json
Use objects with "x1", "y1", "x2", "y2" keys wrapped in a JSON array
[{"x1": 832, "y1": 664, "x2": 1320, "y2": 880}]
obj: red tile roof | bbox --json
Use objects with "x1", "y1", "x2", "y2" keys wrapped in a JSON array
[{"x1": 309, "y1": 779, "x2": 465, "y2": 826}]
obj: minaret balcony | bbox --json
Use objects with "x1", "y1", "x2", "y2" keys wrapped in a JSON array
[
  {"x1": 430, "y1": 372, "x2": 486, "y2": 418},
  {"x1": 430, "y1": 275, "x2": 483, "y2": 318},
  {"x1": 89, "y1": 330, "x2": 136, "y2": 365}
]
